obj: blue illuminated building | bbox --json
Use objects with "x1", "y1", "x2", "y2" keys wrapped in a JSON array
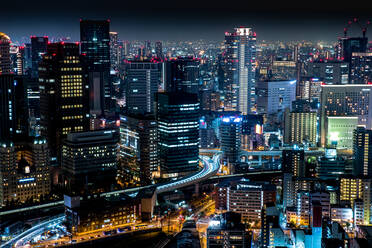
[
  {"x1": 219, "y1": 113, "x2": 242, "y2": 164},
  {"x1": 156, "y1": 92, "x2": 200, "y2": 178}
]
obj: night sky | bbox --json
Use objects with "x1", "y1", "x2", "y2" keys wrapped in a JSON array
[{"x1": 2, "y1": 0, "x2": 372, "y2": 43}]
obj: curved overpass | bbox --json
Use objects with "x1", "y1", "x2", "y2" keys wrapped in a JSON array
[{"x1": 156, "y1": 153, "x2": 221, "y2": 194}]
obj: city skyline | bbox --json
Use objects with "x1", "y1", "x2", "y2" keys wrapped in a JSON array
[{"x1": 3, "y1": 1, "x2": 372, "y2": 42}]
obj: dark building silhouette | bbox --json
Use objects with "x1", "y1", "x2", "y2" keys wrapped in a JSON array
[
  {"x1": 39, "y1": 42, "x2": 90, "y2": 159},
  {"x1": 156, "y1": 92, "x2": 200, "y2": 178},
  {"x1": 80, "y1": 19, "x2": 111, "y2": 116}
]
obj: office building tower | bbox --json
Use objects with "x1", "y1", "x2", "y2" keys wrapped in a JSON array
[
  {"x1": 165, "y1": 57, "x2": 199, "y2": 95},
  {"x1": 284, "y1": 109, "x2": 317, "y2": 146},
  {"x1": 338, "y1": 36, "x2": 368, "y2": 62},
  {"x1": 351, "y1": 52, "x2": 372, "y2": 84},
  {"x1": 256, "y1": 80, "x2": 296, "y2": 114},
  {"x1": 223, "y1": 27, "x2": 256, "y2": 114},
  {"x1": 317, "y1": 148, "x2": 345, "y2": 180},
  {"x1": 23, "y1": 43, "x2": 32, "y2": 75},
  {"x1": 282, "y1": 149, "x2": 305, "y2": 177},
  {"x1": 155, "y1": 41, "x2": 163, "y2": 59},
  {"x1": 353, "y1": 126, "x2": 372, "y2": 177},
  {"x1": 207, "y1": 212, "x2": 251, "y2": 248},
  {"x1": 145, "y1": 40, "x2": 152, "y2": 57},
  {"x1": 296, "y1": 191, "x2": 311, "y2": 227},
  {"x1": 261, "y1": 204, "x2": 286, "y2": 248},
  {"x1": 320, "y1": 84, "x2": 372, "y2": 146},
  {"x1": 109, "y1": 31, "x2": 120, "y2": 71},
  {"x1": 125, "y1": 60, "x2": 162, "y2": 115},
  {"x1": 0, "y1": 75, "x2": 16, "y2": 142},
  {"x1": 119, "y1": 114, "x2": 157, "y2": 186},
  {"x1": 0, "y1": 138, "x2": 50, "y2": 207},
  {"x1": 219, "y1": 114, "x2": 242, "y2": 164},
  {"x1": 61, "y1": 129, "x2": 118, "y2": 194},
  {"x1": 306, "y1": 60, "x2": 349, "y2": 85},
  {"x1": 30, "y1": 36, "x2": 48, "y2": 78},
  {"x1": 283, "y1": 173, "x2": 295, "y2": 209},
  {"x1": 326, "y1": 116, "x2": 358, "y2": 149},
  {"x1": 156, "y1": 92, "x2": 199, "y2": 178},
  {"x1": 80, "y1": 19, "x2": 111, "y2": 116},
  {"x1": 297, "y1": 77, "x2": 322, "y2": 104},
  {"x1": 39, "y1": 42, "x2": 90, "y2": 159},
  {"x1": 340, "y1": 175, "x2": 371, "y2": 222},
  {"x1": 227, "y1": 179, "x2": 276, "y2": 223},
  {"x1": 0, "y1": 32, "x2": 11, "y2": 74}
]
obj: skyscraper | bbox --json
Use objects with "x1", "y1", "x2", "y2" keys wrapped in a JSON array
[
  {"x1": 306, "y1": 60, "x2": 349, "y2": 85},
  {"x1": 125, "y1": 60, "x2": 162, "y2": 115},
  {"x1": 0, "y1": 32, "x2": 11, "y2": 74},
  {"x1": 320, "y1": 84, "x2": 372, "y2": 146},
  {"x1": 39, "y1": 42, "x2": 90, "y2": 159},
  {"x1": 119, "y1": 114, "x2": 157, "y2": 185},
  {"x1": 165, "y1": 57, "x2": 199, "y2": 95},
  {"x1": 61, "y1": 129, "x2": 118, "y2": 194},
  {"x1": 156, "y1": 92, "x2": 200, "y2": 178},
  {"x1": 30, "y1": 36, "x2": 48, "y2": 78},
  {"x1": 338, "y1": 37, "x2": 368, "y2": 62},
  {"x1": 284, "y1": 109, "x2": 317, "y2": 146},
  {"x1": 219, "y1": 114, "x2": 242, "y2": 165},
  {"x1": 353, "y1": 126, "x2": 372, "y2": 177},
  {"x1": 80, "y1": 19, "x2": 111, "y2": 116},
  {"x1": 155, "y1": 41, "x2": 163, "y2": 59},
  {"x1": 350, "y1": 52, "x2": 372, "y2": 84},
  {"x1": 0, "y1": 75, "x2": 16, "y2": 142},
  {"x1": 109, "y1": 31, "x2": 120, "y2": 71},
  {"x1": 223, "y1": 27, "x2": 256, "y2": 114}
]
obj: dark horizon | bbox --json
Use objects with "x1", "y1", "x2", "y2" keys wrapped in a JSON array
[{"x1": 2, "y1": 1, "x2": 372, "y2": 43}]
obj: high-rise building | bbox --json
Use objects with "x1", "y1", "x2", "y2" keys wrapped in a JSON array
[
  {"x1": 39, "y1": 42, "x2": 90, "y2": 159},
  {"x1": 30, "y1": 36, "x2": 48, "y2": 78},
  {"x1": 350, "y1": 52, "x2": 372, "y2": 84},
  {"x1": 125, "y1": 60, "x2": 162, "y2": 115},
  {"x1": 282, "y1": 149, "x2": 305, "y2": 177},
  {"x1": 227, "y1": 179, "x2": 276, "y2": 223},
  {"x1": 320, "y1": 84, "x2": 372, "y2": 146},
  {"x1": 155, "y1": 41, "x2": 163, "y2": 59},
  {"x1": 0, "y1": 137, "x2": 50, "y2": 207},
  {"x1": 61, "y1": 129, "x2": 119, "y2": 194},
  {"x1": 109, "y1": 31, "x2": 120, "y2": 71},
  {"x1": 306, "y1": 60, "x2": 349, "y2": 85},
  {"x1": 80, "y1": 19, "x2": 111, "y2": 116},
  {"x1": 353, "y1": 126, "x2": 372, "y2": 177},
  {"x1": 0, "y1": 75, "x2": 16, "y2": 142},
  {"x1": 219, "y1": 114, "x2": 242, "y2": 164},
  {"x1": 165, "y1": 57, "x2": 199, "y2": 95},
  {"x1": 156, "y1": 92, "x2": 199, "y2": 178},
  {"x1": 338, "y1": 37, "x2": 368, "y2": 62},
  {"x1": 256, "y1": 80, "x2": 296, "y2": 114},
  {"x1": 0, "y1": 32, "x2": 11, "y2": 74},
  {"x1": 223, "y1": 27, "x2": 256, "y2": 114},
  {"x1": 119, "y1": 114, "x2": 157, "y2": 186},
  {"x1": 284, "y1": 109, "x2": 317, "y2": 146}
]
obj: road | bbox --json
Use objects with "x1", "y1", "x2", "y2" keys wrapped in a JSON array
[
  {"x1": 0, "y1": 215, "x2": 64, "y2": 248},
  {"x1": 2, "y1": 153, "x2": 221, "y2": 247}
]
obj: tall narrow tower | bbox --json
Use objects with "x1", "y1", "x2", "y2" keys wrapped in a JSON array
[{"x1": 223, "y1": 27, "x2": 256, "y2": 114}]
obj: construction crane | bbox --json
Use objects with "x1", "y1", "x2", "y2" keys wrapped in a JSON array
[{"x1": 343, "y1": 18, "x2": 371, "y2": 38}]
